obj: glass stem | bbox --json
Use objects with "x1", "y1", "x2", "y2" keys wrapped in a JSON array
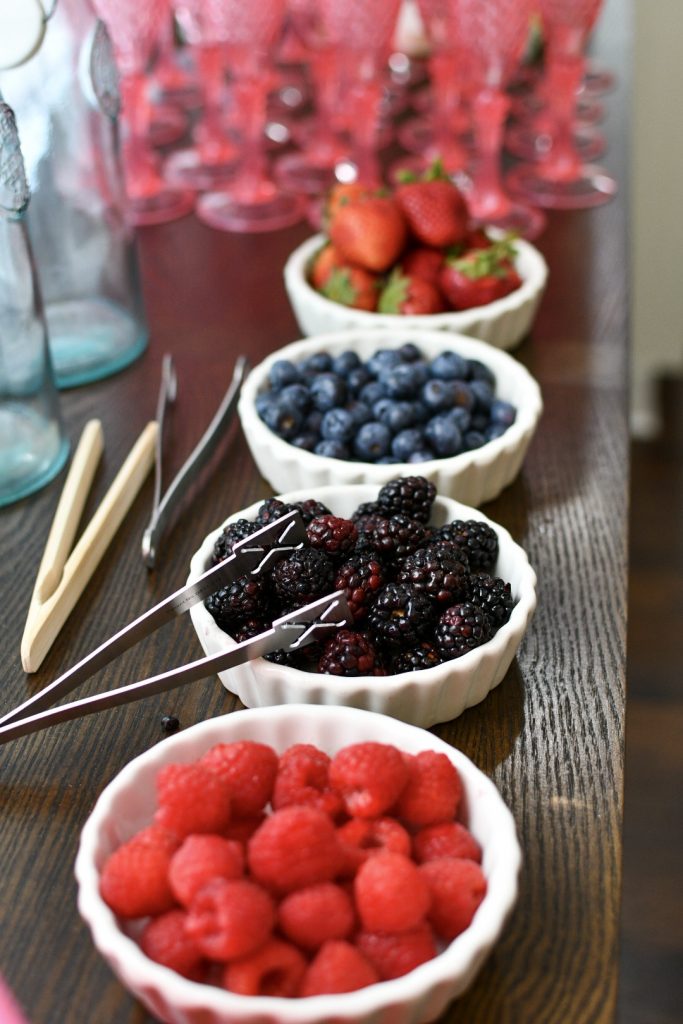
[
  {"x1": 230, "y1": 74, "x2": 271, "y2": 202},
  {"x1": 196, "y1": 44, "x2": 232, "y2": 162},
  {"x1": 119, "y1": 72, "x2": 160, "y2": 199},
  {"x1": 539, "y1": 51, "x2": 585, "y2": 182},
  {"x1": 470, "y1": 86, "x2": 510, "y2": 219}
]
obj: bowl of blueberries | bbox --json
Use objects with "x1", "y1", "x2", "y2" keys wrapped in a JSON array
[
  {"x1": 237, "y1": 329, "x2": 542, "y2": 508},
  {"x1": 187, "y1": 480, "x2": 537, "y2": 728}
]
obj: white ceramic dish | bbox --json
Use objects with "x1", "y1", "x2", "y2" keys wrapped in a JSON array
[
  {"x1": 188, "y1": 485, "x2": 537, "y2": 728},
  {"x1": 237, "y1": 329, "x2": 543, "y2": 507},
  {"x1": 75, "y1": 704, "x2": 522, "y2": 1024},
  {"x1": 284, "y1": 232, "x2": 548, "y2": 350}
]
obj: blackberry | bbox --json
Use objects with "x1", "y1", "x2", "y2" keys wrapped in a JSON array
[
  {"x1": 291, "y1": 498, "x2": 332, "y2": 524},
  {"x1": 377, "y1": 475, "x2": 436, "y2": 524},
  {"x1": 306, "y1": 515, "x2": 358, "y2": 560},
  {"x1": 351, "y1": 500, "x2": 384, "y2": 521},
  {"x1": 434, "y1": 602, "x2": 492, "y2": 659},
  {"x1": 211, "y1": 518, "x2": 260, "y2": 565},
  {"x1": 232, "y1": 616, "x2": 268, "y2": 642},
  {"x1": 396, "y1": 544, "x2": 470, "y2": 607},
  {"x1": 317, "y1": 629, "x2": 379, "y2": 676},
  {"x1": 366, "y1": 513, "x2": 428, "y2": 561},
  {"x1": 205, "y1": 576, "x2": 269, "y2": 632},
  {"x1": 232, "y1": 614, "x2": 321, "y2": 669},
  {"x1": 255, "y1": 497, "x2": 298, "y2": 526},
  {"x1": 391, "y1": 642, "x2": 442, "y2": 673},
  {"x1": 438, "y1": 519, "x2": 499, "y2": 573},
  {"x1": 468, "y1": 572, "x2": 514, "y2": 629},
  {"x1": 368, "y1": 582, "x2": 435, "y2": 650},
  {"x1": 270, "y1": 548, "x2": 335, "y2": 610},
  {"x1": 334, "y1": 552, "x2": 386, "y2": 623}
]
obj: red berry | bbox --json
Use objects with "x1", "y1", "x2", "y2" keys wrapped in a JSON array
[
  {"x1": 399, "y1": 246, "x2": 445, "y2": 285},
  {"x1": 354, "y1": 851, "x2": 430, "y2": 933},
  {"x1": 223, "y1": 937, "x2": 307, "y2": 997},
  {"x1": 300, "y1": 940, "x2": 380, "y2": 996},
  {"x1": 201, "y1": 741, "x2": 278, "y2": 817},
  {"x1": 168, "y1": 834, "x2": 245, "y2": 907},
  {"x1": 394, "y1": 750, "x2": 463, "y2": 827},
  {"x1": 329, "y1": 195, "x2": 408, "y2": 273},
  {"x1": 185, "y1": 877, "x2": 275, "y2": 961},
  {"x1": 222, "y1": 813, "x2": 267, "y2": 845},
  {"x1": 413, "y1": 821, "x2": 482, "y2": 864},
  {"x1": 337, "y1": 816, "x2": 411, "y2": 876},
  {"x1": 99, "y1": 825, "x2": 179, "y2": 919},
  {"x1": 154, "y1": 762, "x2": 232, "y2": 838},
  {"x1": 140, "y1": 909, "x2": 205, "y2": 980},
  {"x1": 420, "y1": 857, "x2": 487, "y2": 941},
  {"x1": 355, "y1": 922, "x2": 437, "y2": 980},
  {"x1": 272, "y1": 743, "x2": 344, "y2": 818},
  {"x1": 328, "y1": 742, "x2": 409, "y2": 819},
  {"x1": 278, "y1": 882, "x2": 355, "y2": 951},
  {"x1": 247, "y1": 805, "x2": 343, "y2": 893},
  {"x1": 378, "y1": 269, "x2": 446, "y2": 316}
]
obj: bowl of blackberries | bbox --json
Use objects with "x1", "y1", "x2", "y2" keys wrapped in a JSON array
[
  {"x1": 188, "y1": 480, "x2": 536, "y2": 728},
  {"x1": 237, "y1": 328, "x2": 542, "y2": 508},
  {"x1": 283, "y1": 172, "x2": 548, "y2": 350}
]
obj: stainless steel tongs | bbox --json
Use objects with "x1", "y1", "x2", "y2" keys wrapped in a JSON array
[{"x1": 0, "y1": 511, "x2": 351, "y2": 746}]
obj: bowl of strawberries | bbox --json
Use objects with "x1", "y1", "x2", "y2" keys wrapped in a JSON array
[
  {"x1": 284, "y1": 167, "x2": 548, "y2": 351},
  {"x1": 76, "y1": 703, "x2": 522, "y2": 1024}
]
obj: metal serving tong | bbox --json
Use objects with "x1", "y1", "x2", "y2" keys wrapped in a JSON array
[{"x1": 0, "y1": 511, "x2": 351, "y2": 747}]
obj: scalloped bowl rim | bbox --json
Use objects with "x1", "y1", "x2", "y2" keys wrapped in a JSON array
[{"x1": 75, "y1": 704, "x2": 522, "y2": 1024}]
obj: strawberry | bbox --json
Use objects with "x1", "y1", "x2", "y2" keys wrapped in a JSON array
[
  {"x1": 324, "y1": 182, "x2": 372, "y2": 230},
  {"x1": 321, "y1": 265, "x2": 379, "y2": 312},
  {"x1": 465, "y1": 227, "x2": 494, "y2": 250},
  {"x1": 399, "y1": 247, "x2": 445, "y2": 286},
  {"x1": 395, "y1": 162, "x2": 469, "y2": 249},
  {"x1": 438, "y1": 237, "x2": 522, "y2": 311},
  {"x1": 309, "y1": 243, "x2": 345, "y2": 290},
  {"x1": 378, "y1": 269, "x2": 445, "y2": 316},
  {"x1": 329, "y1": 195, "x2": 408, "y2": 273}
]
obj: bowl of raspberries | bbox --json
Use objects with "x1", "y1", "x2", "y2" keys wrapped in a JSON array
[
  {"x1": 76, "y1": 703, "x2": 522, "y2": 1024},
  {"x1": 283, "y1": 170, "x2": 548, "y2": 351},
  {"x1": 187, "y1": 480, "x2": 536, "y2": 728},
  {"x1": 238, "y1": 328, "x2": 542, "y2": 507}
]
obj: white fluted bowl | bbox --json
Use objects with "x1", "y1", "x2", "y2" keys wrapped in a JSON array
[
  {"x1": 238, "y1": 329, "x2": 542, "y2": 508},
  {"x1": 76, "y1": 704, "x2": 522, "y2": 1024},
  {"x1": 284, "y1": 233, "x2": 548, "y2": 350},
  {"x1": 188, "y1": 485, "x2": 536, "y2": 728}
]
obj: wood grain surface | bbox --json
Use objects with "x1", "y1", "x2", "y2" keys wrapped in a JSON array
[{"x1": 0, "y1": 2, "x2": 630, "y2": 1020}]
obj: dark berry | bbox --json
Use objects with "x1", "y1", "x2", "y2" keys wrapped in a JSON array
[
  {"x1": 301, "y1": 352, "x2": 333, "y2": 375},
  {"x1": 161, "y1": 715, "x2": 180, "y2": 734},
  {"x1": 334, "y1": 553, "x2": 386, "y2": 624},
  {"x1": 368, "y1": 583, "x2": 435, "y2": 650},
  {"x1": 467, "y1": 359, "x2": 496, "y2": 386},
  {"x1": 205, "y1": 576, "x2": 269, "y2": 632},
  {"x1": 292, "y1": 498, "x2": 332, "y2": 524},
  {"x1": 306, "y1": 515, "x2": 358, "y2": 560},
  {"x1": 351, "y1": 500, "x2": 384, "y2": 521},
  {"x1": 212, "y1": 518, "x2": 260, "y2": 565},
  {"x1": 438, "y1": 519, "x2": 499, "y2": 573},
  {"x1": 467, "y1": 572, "x2": 514, "y2": 628},
  {"x1": 429, "y1": 351, "x2": 469, "y2": 380},
  {"x1": 353, "y1": 422, "x2": 392, "y2": 462},
  {"x1": 365, "y1": 514, "x2": 428, "y2": 560},
  {"x1": 424, "y1": 413, "x2": 463, "y2": 457},
  {"x1": 318, "y1": 629, "x2": 379, "y2": 676},
  {"x1": 377, "y1": 476, "x2": 436, "y2": 524},
  {"x1": 255, "y1": 497, "x2": 298, "y2": 526},
  {"x1": 391, "y1": 643, "x2": 442, "y2": 673},
  {"x1": 421, "y1": 379, "x2": 462, "y2": 413},
  {"x1": 391, "y1": 428, "x2": 427, "y2": 462},
  {"x1": 332, "y1": 350, "x2": 362, "y2": 375},
  {"x1": 261, "y1": 398, "x2": 303, "y2": 439},
  {"x1": 346, "y1": 366, "x2": 373, "y2": 395},
  {"x1": 434, "y1": 603, "x2": 492, "y2": 659},
  {"x1": 366, "y1": 349, "x2": 402, "y2": 376},
  {"x1": 279, "y1": 383, "x2": 311, "y2": 413},
  {"x1": 358, "y1": 380, "x2": 388, "y2": 406},
  {"x1": 395, "y1": 544, "x2": 470, "y2": 606},
  {"x1": 271, "y1": 548, "x2": 335, "y2": 610},
  {"x1": 398, "y1": 341, "x2": 422, "y2": 361},
  {"x1": 310, "y1": 372, "x2": 347, "y2": 411},
  {"x1": 315, "y1": 439, "x2": 351, "y2": 459},
  {"x1": 269, "y1": 359, "x2": 302, "y2": 389},
  {"x1": 320, "y1": 408, "x2": 356, "y2": 443},
  {"x1": 489, "y1": 398, "x2": 516, "y2": 428}
]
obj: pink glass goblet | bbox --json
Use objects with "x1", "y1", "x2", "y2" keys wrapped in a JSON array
[
  {"x1": 452, "y1": 0, "x2": 545, "y2": 240},
  {"x1": 196, "y1": 0, "x2": 306, "y2": 233},
  {"x1": 506, "y1": 0, "x2": 617, "y2": 208},
  {"x1": 150, "y1": 12, "x2": 202, "y2": 110},
  {"x1": 92, "y1": 0, "x2": 194, "y2": 225}
]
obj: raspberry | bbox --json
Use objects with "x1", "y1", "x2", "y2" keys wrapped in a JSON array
[
  {"x1": 185, "y1": 877, "x2": 275, "y2": 961},
  {"x1": 395, "y1": 544, "x2": 470, "y2": 606},
  {"x1": 168, "y1": 834, "x2": 245, "y2": 907},
  {"x1": 223, "y1": 814, "x2": 266, "y2": 845},
  {"x1": 270, "y1": 547, "x2": 335, "y2": 611},
  {"x1": 376, "y1": 475, "x2": 436, "y2": 524},
  {"x1": 317, "y1": 629, "x2": 380, "y2": 676},
  {"x1": 306, "y1": 515, "x2": 358, "y2": 559},
  {"x1": 334, "y1": 552, "x2": 386, "y2": 624},
  {"x1": 355, "y1": 923, "x2": 437, "y2": 980},
  {"x1": 211, "y1": 518, "x2": 259, "y2": 565},
  {"x1": 204, "y1": 575, "x2": 269, "y2": 633},
  {"x1": 434, "y1": 602, "x2": 492, "y2": 659},
  {"x1": 247, "y1": 805, "x2": 343, "y2": 893},
  {"x1": 394, "y1": 750, "x2": 463, "y2": 827},
  {"x1": 438, "y1": 519, "x2": 499, "y2": 572},
  {"x1": 272, "y1": 743, "x2": 344, "y2": 818},
  {"x1": 337, "y1": 817, "x2": 412, "y2": 876},
  {"x1": 99, "y1": 825, "x2": 179, "y2": 919},
  {"x1": 223, "y1": 938, "x2": 307, "y2": 997},
  {"x1": 413, "y1": 822, "x2": 482, "y2": 864},
  {"x1": 154, "y1": 762, "x2": 232, "y2": 838},
  {"x1": 420, "y1": 857, "x2": 487, "y2": 941},
  {"x1": 367, "y1": 582, "x2": 435, "y2": 650},
  {"x1": 300, "y1": 940, "x2": 380, "y2": 996},
  {"x1": 391, "y1": 641, "x2": 441, "y2": 673},
  {"x1": 278, "y1": 882, "x2": 355, "y2": 950},
  {"x1": 328, "y1": 742, "x2": 409, "y2": 819},
  {"x1": 354, "y1": 851, "x2": 430, "y2": 933},
  {"x1": 140, "y1": 909, "x2": 205, "y2": 980},
  {"x1": 201, "y1": 741, "x2": 278, "y2": 818},
  {"x1": 468, "y1": 572, "x2": 514, "y2": 628}
]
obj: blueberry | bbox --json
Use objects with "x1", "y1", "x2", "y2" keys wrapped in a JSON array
[
  {"x1": 376, "y1": 455, "x2": 402, "y2": 464},
  {"x1": 269, "y1": 359, "x2": 301, "y2": 389},
  {"x1": 463, "y1": 430, "x2": 487, "y2": 450},
  {"x1": 315, "y1": 438, "x2": 351, "y2": 459},
  {"x1": 346, "y1": 366, "x2": 373, "y2": 395},
  {"x1": 391, "y1": 427, "x2": 426, "y2": 461},
  {"x1": 470, "y1": 379, "x2": 494, "y2": 412},
  {"x1": 485, "y1": 424, "x2": 509, "y2": 442},
  {"x1": 489, "y1": 399, "x2": 517, "y2": 428},
  {"x1": 366, "y1": 349, "x2": 402, "y2": 377},
  {"x1": 256, "y1": 392, "x2": 276, "y2": 417},
  {"x1": 332, "y1": 350, "x2": 361, "y2": 375},
  {"x1": 320, "y1": 407, "x2": 356, "y2": 443},
  {"x1": 301, "y1": 352, "x2": 333, "y2": 375},
  {"x1": 398, "y1": 342, "x2": 422, "y2": 362},
  {"x1": 430, "y1": 351, "x2": 469, "y2": 381},
  {"x1": 279, "y1": 382, "x2": 310, "y2": 412},
  {"x1": 470, "y1": 412, "x2": 489, "y2": 432},
  {"x1": 306, "y1": 409, "x2": 323, "y2": 434},
  {"x1": 358, "y1": 380, "x2": 388, "y2": 406},
  {"x1": 353, "y1": 421, "x2": 392, "y2": 461},
  {"x1": 421, "y1": 378, "x2": 461, "y2": 412},
  {"x1": 408, "y1": 449, "x2": 436, "y2": 463},
  {"x1": 380, "y1": 361, "x2": 429, "y2": 399},
  {"x1": 310, "y1": 372, "x2": 347, "y2": 411},
  {"x1": 291, "y1": 431, "x2": 318, "y2": 451},
  {"x1": 384, "y1": 400, "x2": 422, "y2": 433},
  {"x1": 424, "y1": 413, "x2": 463, "y2": 456},
  {"x1": 467, "y1": 359, "x2": 496, "y2": 387},
  {"x1": 345, "y1": 400, "x2": 373, "y2": 427},
  {"x1": 451, "y1": 382, "x2": 475, "y2": 412},
  {"x1": 262, "y1": 398, "x2": 304, "y2": 439}
]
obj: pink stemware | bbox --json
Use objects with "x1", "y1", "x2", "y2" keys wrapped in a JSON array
[
  {"x1": 506, "y1": 0, "x2": 617, "y2": 208},
  {"x1": 92, "y1": 0, "x2": 194, "y2": 225},
  {"x1": 451, "y1": 0, "x2": 545, "y2": 240},
  {"x1": 150, "y1": 11, "x2": 202, "y2": 110},
  {"x1": 196, "y1": 0, "x2": 306, "y2": 232}
]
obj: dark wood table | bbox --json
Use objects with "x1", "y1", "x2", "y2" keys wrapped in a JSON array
[{"x1": 0, "y1": 3, "x2": 630, "y2": 1020}]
